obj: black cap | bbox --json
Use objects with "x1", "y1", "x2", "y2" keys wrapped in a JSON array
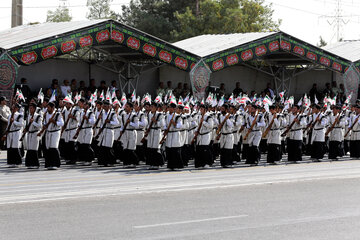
[
  {"x1": 29, "y1": 102, "x2": 37, "y2": 108},
  {"x1": 103, "y1": 100, "x2": 110, "y2": 105},
  {"x1": 14, "y1": 103, "x2": 21, "y2": 109},
  {"x1": 169, "y1": 103, "x2": 177, "y2": 108},
  {"x1": 48, "y1": 102, "x2": 55, "y2": 108},
  {"x1": 0, "y1": 96, "x2": 9, "y2": 102}
]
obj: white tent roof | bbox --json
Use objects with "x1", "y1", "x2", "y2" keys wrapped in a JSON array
[
  {"x1": 173, "y1": 32, "x2": 278, "y2": 57},
  {"x1": 0, "y1": 19, "x2": 108, "y2": 50},
  {"x1": 324, "y1": 41, "x2": 360, "y2": 62}
]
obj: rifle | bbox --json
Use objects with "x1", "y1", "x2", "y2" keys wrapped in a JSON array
[
  {"x1": 281, "y1": 113, "x2": 300, "y2": 137},
  {"x1": 141, "y1": 112, "x2": 157, "y2": 144},
  {"x1": 344, "y1": 114, "x2": 360, "y2": 138},
  {"x1": 61, "y1": 106, "x2": 75, "y2": 135},
  {"x1": 72, "y1": 109, "x2": 89, "y2": 140},
  {"x1": 37, "y1": 110, "x2": 58, "y2": 136},
  {"x1": 191, "y1": 112, "x2": 205, "y2": 145},
  {"x1": 92, "y1": 109, "x2": 103, "y2": 130},
  {"x1": 94, "y1": 110, "x2": 112, "y2": 140},
  {"x1": 325, "y1": 111, "x2": 343, "y2": 137},
  {"x1": 303, "y1": 112, "x2": 321, "y2": 135},
  {"x1": 1, "y1": 110, "x2": 15, "y2": 141},
  {"x1": 20, "y1": 112, "x2": 35, "y2": 141},
  {"x1": 117, "y1": 112, "x2": 132, "y2": 141},
  {"x1": 262, "y1": 113, "x2": 277, "y2": 138},
  {"x1": 243, "y1": 111, "x2": 259, "y2": 141},
  {"x1": 215, "y1": 113, "x2": 231, "y2": 141},
  {"x1": 159, "y1": 113, "x2": 177, "y2": 145}
]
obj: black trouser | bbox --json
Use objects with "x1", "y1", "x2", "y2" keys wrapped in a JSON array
[
  {"x1": 267, "y1": 144, "x2": 282, "y2": 163},
  {"x1": 245, "y1": 146, "x2": 260, "y2": 164},
  {"x1": 195, "y1": 145, "x2": 213, "y2": 168},
  {"x1": 7, "y1": 147, "x2": 22, "y2": 165},
  {"x1": 63, "y1": 141, "x2": 77, "y2": 162},
  {"x1": 123, "y1": 149, "x2": 139, "y2": 166},
  {"x1": 311, "y1": 141, "x2": 325, "y2": 160},
  {"x1": 25, "y1": 150, "x2": 39, "y2": 167},
  {"x1": 220, "y1": 148, "x2": 233, "y2": 167},
  {"x1": 98, "y1": 146, "x2": 116, "y2": 166},
  {"x1": 146, "y1": 148, "x2": 164, "y2": 167},
  {"x1": 288, "y1": 139, "x2": 302, "y2": 162},
  {"x1": 45, "y1": 148, "x2": 61, "y2": 168},
  {"x1": 350, "y1": 140, "x2": 360, "y2": 158},
  {"x1": 328, "y1": 141, "x2": 344, "y2": 159},
  {"x1": 77, "y1": 143, "x2": 94, "y2": 162},
  {"x1": 166, "y1": 147, "x2": 183, "y2": 169}
]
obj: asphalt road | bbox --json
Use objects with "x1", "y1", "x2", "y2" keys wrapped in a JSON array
[{"x1": 1, "y1": 152, "x2": 360, "y2": 239}]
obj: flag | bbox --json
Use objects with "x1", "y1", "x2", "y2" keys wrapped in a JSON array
[
  {"x1": 228, "y1": 94, "x2": 234, "y2": 103},
  {"x1": 63, "y1": 93, "x2": 74, "y2": 105},
  {"x1": 314, "y1": 95, "x2": 319, "y2": 104},
  {"x1": 112, "y1": 97, "x2": 120, "y2": 106},
  {"x1": 345, "y1": 93, "x2": 352, "y2": 105},
  {"x1": 99, "y1": 90, "x2": 104, "y2": 101},
  {"x1": 131, "y1": 90, "x2": 136, "y2": 102},
  {"x1": 37, "y1": 88, "x2": 44, "y2": 103},
  {"x1": 212, "y1": 95, "x2": 217, "y2": 107},
  {"x1": 217, "y1": 95, "x2": 225, "y2": 107},
  {"x1": 178, "y1": 96, "x2": 184, "y2": 106},
  {"x1": 49, "y1": 90, "x2": 56, "y2": 103},
  {"x1": 154, "y1": 94, "x2": 162, "y2": 103},
  {"x1": 297, "y1": 97, "x2": 302, "y2": 106},
  {"x1": 252, "y1": 94, "x2": 257, "y2": 103},
  {"x1": 263, "y1": 95, "x2": 273, "y2": 106},
  {"x1": 279, "y1": 90, "x2": 285, "y2": 99},
  {"x1": 184, "y1": 94, "x2": 190, "y2": 103}
]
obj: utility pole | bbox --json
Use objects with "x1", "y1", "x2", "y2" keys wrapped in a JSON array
[{"x1": 11, "y1": 0, "x2": 23, "y2": 28}]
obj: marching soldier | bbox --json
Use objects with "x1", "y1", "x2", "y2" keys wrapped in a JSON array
[
  {"x1": 327, "y1": 105, "x2": 346, "y2": 160},
  {"x1": 218, "y1": 104, "x2": 234, "y2": 168},
  {"x1": 194, "y1": 104, "x2": 214, "y2": 168},
  {"x1": 230, "y1": 105, "x2": 242, "y2": 163},
  {"x1": 266, "y1": 106, "x2": 285, "y2": 164},
  {"x1": 308, "y1": 104, "x2": 328, "y2": 162},
  {"x1": 24, "y1": 102, "x2": 42, "y2": 168},
  {"x1": 244, "y1": 105, "x2": 265, "y2": 165},
  {"x1": 97, "y1": 100, "x2": 119, "y2": 167},
  {"x1": 62, "y1": 99, "x2": 80, "y2": 164},
  {"x1": 76, "y1": 99, "x2": 95, "y2": 165},
  {"x1": 349, "y1": 105, "x2": 360, "y2": 159},
  {"x1": 164, "y1": 103, "x2": 184, "y2": 170},
  {"x1": 92, "y1": 100, "x2": 103, "y2": 159},
  {"x1": 0, "y1": 96, "x2": 11, "y2": 150},
  {"x1": 43, "y1": 102, "x2": 64, "y2": 170},
  {"x1": 135, "y1": 102, "x2": 148, "y2": 163},
  {"x1": 287, "y1": 105, "x2": 307, "y2": 163},
  {"x1": 5, "y1": 103, "x2": 24, "y2": 167},
  {"x1": 120, "y1": 102, "x2": 139, "y2": 167},
  {"x1": 146, "y1": 103, "x2": 165, "y2": 169}
]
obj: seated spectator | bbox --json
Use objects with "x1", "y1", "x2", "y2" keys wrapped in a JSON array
[
  {"x1": 219, "y1": 83, "x2": 226, "y2": 97},
  {"x1": 60, "y1": 79, "x2": 71, "y2": 97},
  {"x1": 264, "y1": 83, "x2": 274, "y2": 98},
  {"x1": 174, "y1": 83, "x2": 183, "y2": 98},
  {"x1": 156, "y1": 82, "x2": 166, "y2": 96},
  {"x1": 323, "y1": 82, "x2": 332, "y2": 97},
  {"x1": 70, "y1": 79, "x2": 77, "y2": 93},
  {"x1": 98, "y1": 80, "x2": 107, "y2": 93},
  {"x1": 166, "y1": 81, "x2": 173, "y2": 93},
  {"x1": 233, "y1": 82, "x2": 243, "y2": 97},
  {"x1": 182, "y1": 83, "x2": 191, "y2": 97},
  {"x1": 110, "y1": 80, "x2": 118, "y2": 92},
  {"x1": 78, "y1": 81, "x2": 87, "y2": 93},
  {"x1": 88, "y1": 79, "x2": 97, "y2": 93},
  {"x1": 331, "y1": 81, "x2": 340, "y2": 96},
  {"x1": 309, "y1": 83, "x2": 320, "y2": 103}
]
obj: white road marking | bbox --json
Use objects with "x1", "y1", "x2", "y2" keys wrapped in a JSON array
[{"x1": 133, "y1": 215, "x2": 248, "y2": 229}]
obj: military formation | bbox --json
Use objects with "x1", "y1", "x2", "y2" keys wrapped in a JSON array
[{"x1": 1, "y1": 88, "x2": 359, "y2": 171}]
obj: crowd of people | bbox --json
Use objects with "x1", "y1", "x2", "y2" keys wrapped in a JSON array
[{"x1": 0, "y1": 78, "x2": 358, "y2": 171}]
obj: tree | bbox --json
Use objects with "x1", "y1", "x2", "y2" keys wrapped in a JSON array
[
  {"x1": 317, "y1": 36, "x2": 327, "y2": 47},
  {"x1": 87, "y1": 0, "x2": 117, "y2": 20},
  {"x1": 171, "y1": 0, "x2": 281, "y2": 41},
  {"x1": 120, "y1": 0, "x2": 196, "y2": 42},
  {"x1": 46, "y1": 6, "x2": 72, "y2": 22}
]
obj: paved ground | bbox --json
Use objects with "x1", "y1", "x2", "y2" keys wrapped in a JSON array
[{"x1": 1, "y1": 152, "x2": 360, "y2": 239}]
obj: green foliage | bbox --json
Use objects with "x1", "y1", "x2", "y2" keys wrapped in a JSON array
[
  {"x1": 86, "y1": 0, "x2": 117, "y2": 20},
  {"x1": 171, "y1": 0, "x2": 281, "y2": 41},
  {"x1": 46, "y1": 6, "x2": 72, "y2": 22},
  {"x1": 120, "y1": 0, "x2": 280, "y2": 42}
]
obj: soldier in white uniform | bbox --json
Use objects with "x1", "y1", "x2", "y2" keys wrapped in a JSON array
[
  {"x1": 349, "y1": 105, "x2": 360, "y2": 159},
  {"x1": 165, "y1": 103, "x2": 184, "y2": 170},
  {"x1": 230, "y1": 105, "x2": 242, "y2": 163},
  {"x1": 120, "y1": 102, "x2": 139, "y2": 167},
  {"x1": 328, "y1": 105, "x2": 346, "y2": 160},
  {"x1": 76, "y1": 99, "x2": 96, "y2": 165},
  {"x1": 112, "y1": 101, "x2": 123, "y2": 162},
  {"x1": 245, "y1": 105, "x2": 265, "y2": 165},
  {"x1": 135, "y1": 102, "x2": 148, "y2": 164},
  {"x1": 97, "y1": 100, "x2": 119, "y2": 166},
  {"x1": 194, "y1": 105, "x2": 214, "y2": 168},
  {"x1": 218, "y1": 104, "x2": 234, "y2": 167},
  {"x1": 146, "y1": 103, "x2": 165, "y2": 169},
  {"x1": 62, "y1": 100, "x2": 80, "y2": 164},
  {"x1": 309, "y1": 104, "x2": 328, "y2": 161},
  {"x1": 92, "y1": 100, "x2": 103, "y2": 160},
  {"x1": 24, "y1": 103, "x2": 42, "y2": 168},
  {"x1": 0, "y1": 96, "x2": 11, "y2": 149},
  {"x1": 288, "y1": 105, "x2": 307, "y2": 163},
  {"x1": 266, "y1": 105, "x2": 285, "y2": 164},
  {"x1": 44, "y1": 102, "x2": 64, "y2": 170},
  {"x1": 5, "y1": 103, "x2": 24, "y2": 167}
]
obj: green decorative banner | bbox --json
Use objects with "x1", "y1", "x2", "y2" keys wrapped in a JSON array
[
  {"x1": 110, "y1": 22, "x2": 199, "y2": 71},
  {"x1": 204, "y1": 35, "x2": 281, "y2": 72}
]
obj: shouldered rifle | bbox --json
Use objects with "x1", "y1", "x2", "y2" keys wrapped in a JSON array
[
  {"x1": 159, "y1": 113, "x2": 177, "y2": 145},
  {"x1": 191, "y1": 112, "x2": 205, "y2": 145},
  {"x1": 94, "y1": 110, "x2": 112, "y2": 140},
  {"x1": 61, "y1": 106, "x2": 75, "y2": 135},
  {"x1": 141, "y1": 112, "x2": 157, "y2": 144},
  {"x1": 37, "y1": 110, "x2": 58, "y2": 136},
  {"x1": 73, "y1": 109, "x2": 88, "y2": 140},
  {"x1": 1, "y1": 110, "x2": 15, "y2": 141},
  {"x1": 281, "y1": 113, "x2": 300, "y2": 137},
  {"x1": 325, "y1": 111, "x2": 343, "y2": 137},
  {"x1": 304, "y1": 113, "x2": 321, "y2": 134},
  {"x1": 215, "y1": 113, "x2": 231, "y2": 141},
  {"x1": 262, "y1": 113, "x2": 277, "y2": 138},
  {"x1": 243, "y1": 111, "x2": 259, "y2": 141},
  {"x1": 92, "y1": 109, "x2": 103, "y2": 130},
  {"x1": 20, "y1": 112, "x2": 35, "y2": 141},
  {"x1": 117, "y1": 113, "x2": 132, "y2": 141},
  {"x1": 344, "y1": 114, "x2": 360, "y2": 138}
]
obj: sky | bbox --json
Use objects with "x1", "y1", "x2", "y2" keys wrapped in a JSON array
[{"x1": 0, "y1": 0, "x2": 360, "y2": 45}]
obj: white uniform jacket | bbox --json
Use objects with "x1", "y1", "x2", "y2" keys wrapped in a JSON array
[
  {"x1": 219, "y1": 114, "x2": 234, "y2": 149},
  {"x1": 350, "y1": 114, "x2": 360, "y2": 141},
  {"x1": 147, "y1": 112, "x2": 165, "y2": 149},
  {"x1": 309, "y1": 113, "x2": 328, "y2": 144},
  {"x1": 165, "y1": 113, "x2": 183, "y2": 148},
  {"x1": 246, "y1": 113, "x2": 265, "y2": 147},
  {"x1": 97, "y1": 110, "x2": 119, "y2": 148},
  {"x1": 195, "y1": 113, "x2": 213, "y2": 146},
  {"x1": 6, "y1": 111, "x2": 24, "y2": 148},
  {"x1": 120, "y1": 111, "x2": 139, "y2": 150},
  {"x1": 45, "y1": 110, "x2": 64, "y2": 149},
  {"x1": 77, "y1": 109, "x2": 95, "y2": 144},
  {"x1": 136, "y1": 111, "x2": 148, "y2": 146},
  {"x1": 63, "y1": 107, "x2": 80, "y2": 142},
  {"x1": 25, "y1": 112, "x2": 42, "y2": 150},
  {"x1": 289, "y1": 114, "x2": 307, "y2": 141}
]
